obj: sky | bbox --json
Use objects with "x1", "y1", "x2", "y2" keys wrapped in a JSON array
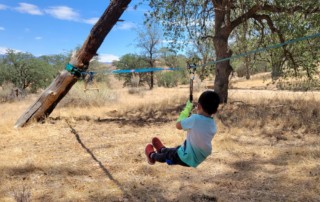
[{"x1": 0, "y1": 0, "x2": 150, "y2": 63}]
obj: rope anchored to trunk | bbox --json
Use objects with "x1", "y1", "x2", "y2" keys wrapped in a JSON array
[{"x1": 65, "y1": 63, "x2": 86, "y2": 78}]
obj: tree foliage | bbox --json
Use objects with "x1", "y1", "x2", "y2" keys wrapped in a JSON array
[
  {"x1": 136, "y1": 23, "x2": 162, "y2": 89},
  {"x1": 146, "y1": 0, "x2": 320, "y2": 102},
  {"x1": 113, "y1": 54, "x2": 149, "y2": 87},
  {"x1": 38, "y1": 54, "x2": 69, "y2": 71},
  {"x1": 0, "y1": 50, "x2": 57, "y2": 93},
  {"x1": 157, "y1": 53, "x2": 189, "y2": 87},
  {"x1": 231, "y1": 3, "x2": 320, "y2": 79}
]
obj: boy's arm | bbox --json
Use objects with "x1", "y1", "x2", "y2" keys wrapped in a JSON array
[
  {"x1": 176, "y1": 100, "x2": 193, "y2": 130},
  {"x1": 176, "y1": 121, "x2": 183, "y2": 130}
]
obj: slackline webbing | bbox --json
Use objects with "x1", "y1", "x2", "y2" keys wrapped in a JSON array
[{"x1": 79, "y1": 32, "x2": 320, "y2": 75}]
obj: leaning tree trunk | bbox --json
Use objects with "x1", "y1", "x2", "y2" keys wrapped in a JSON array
[{"x1": 15, "y1": 0, "x2": 131, "y2": 128}]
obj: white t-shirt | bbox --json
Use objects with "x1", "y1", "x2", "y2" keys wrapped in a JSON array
[{"x1": 177, "y1": 114, "x2": 217, "y2": 167}]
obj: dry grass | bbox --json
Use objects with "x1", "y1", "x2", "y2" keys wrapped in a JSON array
[{"x1": 1, "y1": 75, "x2": 320, "y2": 201}]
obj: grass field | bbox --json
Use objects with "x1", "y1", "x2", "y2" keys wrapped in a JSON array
[{"x1": 1, "y1": 74, "x2": 320, "y2": 201}]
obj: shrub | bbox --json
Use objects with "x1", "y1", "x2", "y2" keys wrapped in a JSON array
[
  {"x1": 12, "y1": 185, "x2": 31, "y2": 202},
  {"x1": 0, "y1": 82, "x2": 26, "y2": 103},
  {"x1": 58, "y1": 82, "x2": 117, "y2": 108},
  {"x1": 276, "y1": 78, "x2": 320, "y2": 91},
  {"x1": 157, "y1": 71, "x2": 179, "y2": 88},
  {"x1": 234, "y1": 64, "x2": 247, "y2": 78},
  {"x1": 128, "y1": 87, "x2": 146, "y2": 95}
]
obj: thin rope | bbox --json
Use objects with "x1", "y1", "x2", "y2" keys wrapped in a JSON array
[
  {"x1": 203, "y1": 32, "x2": 320, "y2": 68},
  {"x1": 90, "y1": 32, "x2": 320, "y2": 74}
]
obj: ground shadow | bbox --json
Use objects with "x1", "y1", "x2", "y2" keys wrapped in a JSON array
[
  {"x1": 49, "y1": 104, "x2": 185, "y2": 127},
  {"x1": 66, "y1": 122, "x2": 129, "y2": 197},
  {"x1": 97, "y1": 103, "x2": 186, "y2": 127}
]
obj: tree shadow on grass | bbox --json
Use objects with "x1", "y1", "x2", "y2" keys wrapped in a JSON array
[
  {"x1": 66, "y1": 122, "x2": 130, "y2": 198},
  {"x1": 95, "y1": 117, "x2": 172, "y2": 127},
  {"x1": 66, "y1": 123, "x2": 182, "y2": 201},
  {"x1": 48, "y1": 103, "x2": 186, "y2": 128},
  {"x1": 95, "y1": 104, "x2": 186, "y2": 127}
]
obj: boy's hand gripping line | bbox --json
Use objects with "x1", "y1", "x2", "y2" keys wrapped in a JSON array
[
  {"x1": 176, "y1": 62, "x2": 196, "y2": 122},
  {"x1": 187, "y1": 62, "x2": 196, "y2": 102},
  {"x1": 177, "y1": 100, "x2": 193, "y2": 122}
]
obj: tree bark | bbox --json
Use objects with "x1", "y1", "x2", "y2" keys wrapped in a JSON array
[
  {"x1": 212, "y1": 1, "x2": 233, "y2": 103},
  {"x1": 213, "y1": 35, "x2": 233, "y2": 103},
  {"x1": 15, "y1": 0, "x2": 131, "y2": 128}
]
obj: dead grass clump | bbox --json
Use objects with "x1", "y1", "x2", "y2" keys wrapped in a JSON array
[
  {"x1": 7, "y1": 163, "x2": 38, "y2": 176},
  {"x1": 0, "y1": 82, "x2": 26, "y2": 103},
  {"x1": 58, "y1": 82, "x2": 117, "y2": 108},
  {"x1": 128, "y1": 87, "x2": 146, "y2": 95},
  {"x1": 218, "y1": 98, "x2": 320, "y2": 134},
  {"x1": 277, "y1": 78, "x2": 320, "y2": 91},
  {"x1": 11, "y1": 184, "x2": 32, "y2": 202},
  {"x1": 112, "y1": 94, "x2": 188, "y2": 123},
  {"x1": 0, "y1": 82, "x2": 14, "y2": 102}
]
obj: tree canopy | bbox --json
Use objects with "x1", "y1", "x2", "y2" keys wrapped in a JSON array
[
  {"x1": 146, "y1": 0, "x2": 320, "y2": 102},
  {"x1": 113, "y1": 54, "x2": 150, "y2": 87},
  {"x1": 0, "y1": 50, "x2": 60, "y2": 93},
  {"x1": 136, "y1": 23, "x2": 162, "y2": 89}
]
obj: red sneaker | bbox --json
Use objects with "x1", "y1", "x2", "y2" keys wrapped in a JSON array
[
  {"x1": 145, "y1": 144, "x2": 155, "y2": 165},
  {"x1": 152, "y1": 137, "x2": 166, "y2": 153}
]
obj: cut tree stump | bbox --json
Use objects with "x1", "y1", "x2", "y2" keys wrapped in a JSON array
[{"x1": 15, "y1": 0, "x2": 132, "y2": 128}]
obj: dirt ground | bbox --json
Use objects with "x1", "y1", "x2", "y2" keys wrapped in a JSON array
[{"x1": 0, "y1": 74, "x2": 320, "y2": 201}]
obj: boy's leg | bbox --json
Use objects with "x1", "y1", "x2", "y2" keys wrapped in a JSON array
[
  {"x1": 151, "y1": 152, "x2": 167, "y2": 163},
  {"x1": 153, "y1": 146, "x2": 189, "y2": 167},
  {"x1": 149, "y1": 147, "x2": 177, "y2": 163},
  {"x1": 165, "y1": 147, "x2": 190, "y2": 167},
  {"x1": 146, "y1": 141, "x2": 189, "y2": 167}
]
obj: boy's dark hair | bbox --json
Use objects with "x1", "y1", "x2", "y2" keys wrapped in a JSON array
[{"x1": 198, "y1": 90, "x2": 220, "y2": 115}]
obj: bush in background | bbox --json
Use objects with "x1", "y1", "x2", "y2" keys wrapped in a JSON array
[
  {"x1": 0, "y1": 82, "x2": 26, "y2": 103},
  {"x1": 157, "y1": 71, "x2": 179, "y2": 88},
  {"x1": 277, "y1": 78, "x2": 320, "y2": 91},
  {"x1": 0, "y1": 50, "x2": 56, "y2": 93},
  {"x1": 58, "y1": 82, "x2": 117, "y2": 108}
]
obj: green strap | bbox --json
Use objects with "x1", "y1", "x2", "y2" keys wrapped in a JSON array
[{"x1": 65, "y1": 63, "x2": 83, "y2": 78}]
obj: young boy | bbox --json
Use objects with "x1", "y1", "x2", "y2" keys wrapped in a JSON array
[{"x1": 145, "y1": 90, "x2": 220, "y2": 168}]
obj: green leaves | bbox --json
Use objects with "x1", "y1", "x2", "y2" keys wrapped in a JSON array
[
  {"x1": 0, "y1": 50, "x2": 64, "y2": 93},
  {"x1": 113, "y1": 54, "x2": 149, "y2": 87},
  {"x1": 148, "y1": 0, "x2": 319, "y2": 80}
]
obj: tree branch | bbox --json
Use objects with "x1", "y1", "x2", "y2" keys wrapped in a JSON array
[
  {"x1": 230, "y1": 3, "x2": 319, "y2": 32},
  {"x1": 260, "y1": 4, "x2": 319, "y2": 14},
  {"x1": 251, "y1": 14, "x2": 298, "y2": 75},
  {"x1": 230, "y1": 4, "x2": 261, "y2": 31}
]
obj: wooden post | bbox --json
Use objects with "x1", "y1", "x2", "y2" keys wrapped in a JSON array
[{"x1": 15, "y1": 0, "x2": 131, "y2": 128}]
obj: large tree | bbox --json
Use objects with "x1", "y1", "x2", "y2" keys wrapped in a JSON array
[
  {"x1": 136, "y1": 23, "x2": 161, "y2": 89},
  {"x1": 147, "y1": 0, "x2": 319, "y2": 102},
  {"x1": 38, "y1": 54, "x2": 70, "y2": 71},
  {"x1": 113, "y1": 53, "x2": 149, "y2": 87},
  {"x1": 0, "y1": 50, "x2": 56, "y2": 92}
]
